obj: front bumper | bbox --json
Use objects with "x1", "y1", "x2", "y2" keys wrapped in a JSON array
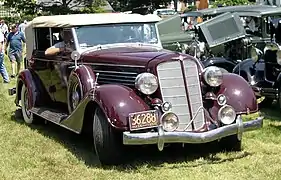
[{"x1": 123, "y1": 115, "x2": 263, "y2": 151}]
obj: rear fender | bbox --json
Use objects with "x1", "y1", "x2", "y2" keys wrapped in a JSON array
[
  {"x1": 210, "y1": 73, "x2": 258, "y2": 119},
  {"x1": 202, "y1": 57, "x2": 237, "y2": 72},
  {"x1": 94, "y1": 85, "x2": 150, "y2": 130},
  {"x1": 15, "y1": 69, "x2": 39, "y2": 107}
]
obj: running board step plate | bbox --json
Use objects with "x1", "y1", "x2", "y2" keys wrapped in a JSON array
[{"x1": 30, "y1": 107, "x2": 68, "y2": 123}]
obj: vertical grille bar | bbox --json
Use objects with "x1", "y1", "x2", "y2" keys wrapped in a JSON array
[
  {"x1": 157, "y1": 60, "x2": 205, "y2": 131},
  {"x1": 183, "y1": 60, "x2": 205, "y2": 129}
]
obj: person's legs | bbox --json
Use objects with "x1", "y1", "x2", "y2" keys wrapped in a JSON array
[
  {"x1": 15, "y1": 51, "x2": 22, "y2": 75},
  {"x1": 8, "y1": 53, "x2": 16, "y2": 77},
  {"x1": 0, "y1": 53, "x2": 9, "y2": 83}
]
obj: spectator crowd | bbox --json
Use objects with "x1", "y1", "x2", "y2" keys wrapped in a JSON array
[{"x1": 0, "y1": 19, "x2": 27, "y2": 83}]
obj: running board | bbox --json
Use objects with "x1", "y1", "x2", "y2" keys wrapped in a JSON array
[{"x1": 30, "y1": 107, "x2": 68, "y2": 123}]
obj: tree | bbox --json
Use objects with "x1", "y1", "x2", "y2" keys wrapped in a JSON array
[
  {"x1": 108, "y1": 0, "x2": 171, "y2": 12},
  {"x1": 212, "y1": 0, "x2": 250, "y2": 7},
  {"x1": 3, "y1": 0, "x2": 107, "y2": 16},
  {"x1": 3, "y1": 0, "x2": 37, "y2": 15}
]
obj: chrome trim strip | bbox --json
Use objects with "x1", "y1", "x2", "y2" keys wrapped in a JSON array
[
  {"x1": 83, "y1": 62, "x2": 146, "y2": 68},
  {"x1": 93, "y1": 70, "x2": 138, "y2": 75},
  {"x1": 32, "y1": 58, "x2": 145, "y2": 68}
]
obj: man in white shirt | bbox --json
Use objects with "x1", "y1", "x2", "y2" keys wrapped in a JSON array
[
  {"x1": 18, "y1": 20, "x2": 28, "y2": 35},
  {"x1": 0, "y1": 32, "x2": 9, "y2": 83},
  {"x1": 0, "y1": 19, "x2": 9, "y2": 39}
]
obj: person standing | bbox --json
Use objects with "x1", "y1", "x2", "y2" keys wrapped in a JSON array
[
  {"x1": 0, "y1": 19, "x2": 9, "y2": 39},
  {"x1": 0, "y1": 31, "x2": 9, "y2": 83},
  {"x1": 18, "y1": 20, "x2": 28, "y2": 35},
  {"x1": 5, "y1": 24, "x2": 26, "y2": 78}
]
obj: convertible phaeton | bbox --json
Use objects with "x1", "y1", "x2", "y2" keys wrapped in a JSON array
[{"x1": 8, "y1": 13, "x2": 263, "y2": 165}]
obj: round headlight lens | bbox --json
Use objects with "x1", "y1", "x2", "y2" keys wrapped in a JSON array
[
  {"x1": 217, "y1": 94, "x2": 227, "y2": 106},
  {"x1": 251, "y1": 47, "x2": 259, "y2": 62},
  {"x1": 277, "y1": 49, "x2": 281, "y2": 65},
  {"x1": 218, "y1": 105, "x2": 236, "y2": 125},
  {"x1": 203, "y1": 66, "x2": 223, "y2": 87},
  {"x1": 161, "y1": 112, "x2": 179, "y2": 131},
  {"x1": 135, "y1": 73, "x2": 158, "y2": 95},
  {"x1": 162, "y1": 102, "x2": 172, "y2": 112}
]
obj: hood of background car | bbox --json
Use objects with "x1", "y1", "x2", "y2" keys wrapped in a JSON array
[{"x1": 81, "y1": 46, "x2": 173, "y2": 67}]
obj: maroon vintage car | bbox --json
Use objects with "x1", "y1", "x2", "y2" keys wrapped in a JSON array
[{"x1": 9, "y1": 13, "x2": 263, "y2": 165}]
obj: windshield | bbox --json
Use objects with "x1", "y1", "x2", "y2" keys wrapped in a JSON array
[{"x1": 75, "y1": 23, "x2": 159, "y2": 48}]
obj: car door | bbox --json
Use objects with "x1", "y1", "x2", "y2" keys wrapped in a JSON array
[
  {"x1": 50, "y1": 28, "x2": 76, "y2": 105},
  {"x1": 31, "y1": 27, "x2": 53, "y2": 100}
]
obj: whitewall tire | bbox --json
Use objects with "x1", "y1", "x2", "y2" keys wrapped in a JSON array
[{"x1": 21, "y1": 84, "x2": 35, "y2": 124}]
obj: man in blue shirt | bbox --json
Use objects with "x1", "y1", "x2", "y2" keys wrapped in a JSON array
[{"x1": 5, "y1": 24, "x2": 26, "y2": 78}]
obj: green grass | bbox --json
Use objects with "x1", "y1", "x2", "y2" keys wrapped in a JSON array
[{"x1": 1, "y1": 56, "x2": 281, "y2": 180}]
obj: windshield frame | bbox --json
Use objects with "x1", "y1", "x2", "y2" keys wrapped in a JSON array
[{"x1": 72, "y1": 22, "x2": 162, "y2": 51}]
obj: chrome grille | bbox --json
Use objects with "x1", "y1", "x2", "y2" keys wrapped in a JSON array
[{"x1": 157, "y1": 60, "x2": 205, "y2": 131}]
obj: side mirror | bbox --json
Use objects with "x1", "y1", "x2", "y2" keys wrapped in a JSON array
[{"x1": 71, "y1": 51, "x2": 81, "y2": 69}]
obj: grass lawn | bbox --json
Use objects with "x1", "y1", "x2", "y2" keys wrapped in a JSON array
[{"x1": 0, "y1": 56, "x2": 281, "y2": 180}]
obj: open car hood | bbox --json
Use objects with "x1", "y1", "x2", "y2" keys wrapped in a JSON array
[{"x1": 196, "y1": 12, "x2": 246, "y2": 48}]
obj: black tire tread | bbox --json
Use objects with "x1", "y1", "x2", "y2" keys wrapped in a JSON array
[{"x1": 93, "y1": 107, "x2": 125, "y2": 165}]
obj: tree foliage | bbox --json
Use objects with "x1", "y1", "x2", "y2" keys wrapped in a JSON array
[
  {"x1": 212, "y1": 0, "x2": 251, "y2": 7},
  {"x1": 108, "y1": 0, "x2": 171, "y2": 12},
  {"x1": 3, "y1": 0, "x2": 107, "y2": 16},
  {"x1": 3, "y1": 0, "x2": 37, "y2": 15}
]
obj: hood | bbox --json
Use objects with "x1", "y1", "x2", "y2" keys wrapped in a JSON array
[{"x1": 81, "y1": 46, "x2": 172, "y2": 67}]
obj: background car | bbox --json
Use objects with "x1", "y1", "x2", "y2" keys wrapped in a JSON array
[
  {"x1": 157, "y1": 5, "x2": 279, "y2": 72},
  {"x1": 233, "y1": 15, "x2": 281, "y2": 108}
]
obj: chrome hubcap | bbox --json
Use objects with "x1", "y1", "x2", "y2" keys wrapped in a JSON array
[
  {"x1": 24, "y1": 91, "x2": 31, "y2": 118},
  {"x1": 71, "y1": 83, "x2": 81, "y2": 110}
]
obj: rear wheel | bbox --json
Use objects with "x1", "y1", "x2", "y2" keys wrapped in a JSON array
[
  {"x1": 21, "y1": 84, "x2": 36, "y2": 124},
  {"x1": 93, "y1": 107, "x2": 126, "y2": 165}
]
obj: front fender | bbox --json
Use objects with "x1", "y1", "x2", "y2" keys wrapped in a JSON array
[
  {"x1": 202, "y1": 57, "x2": 237, "y2": 72},
  {"x1": 218, "y1": 73, "x2": 258, "y2": 114},
  {"x1": 94, "y1": 85, "x2": 150, "y2": 130}
]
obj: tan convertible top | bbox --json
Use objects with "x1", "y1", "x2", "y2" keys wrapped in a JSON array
[
  {"x1": 25, "y1": 13, "x2": 161, "y2": 60},
  {"x1": 28, "y1": 13, "x2": 162, "y2": 28}
]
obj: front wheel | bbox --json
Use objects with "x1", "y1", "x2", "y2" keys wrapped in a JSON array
[
  {"x1": 219, "y1": 135, "x2": 241, "y2": 152},
  {"x1": 93, "y1": 107, "x2": 126, "y2": 165}
]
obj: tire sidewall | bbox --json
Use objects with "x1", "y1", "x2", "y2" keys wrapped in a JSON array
[{"x1": 21, "y1": 84, "x2": 34, "y2": 124}]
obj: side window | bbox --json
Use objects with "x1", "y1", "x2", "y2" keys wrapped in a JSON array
[
  {"x1": 63, "y1": 29, "x2": 76, "y2": 51},
  {"x1": 50, "y1": 27, "x2": 63, "y2": 46},
  {"x1": 35, "y1": 27, "x2": 51, "y2": 51}
]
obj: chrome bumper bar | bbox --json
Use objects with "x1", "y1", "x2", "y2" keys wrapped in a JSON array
[{"x1": 123, "y1": 116, "x2": 263, "y2": 151}]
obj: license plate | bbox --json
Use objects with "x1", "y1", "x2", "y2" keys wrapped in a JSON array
[{"x1": 128, "y1": 110, "x2": 159, "y2": 131}]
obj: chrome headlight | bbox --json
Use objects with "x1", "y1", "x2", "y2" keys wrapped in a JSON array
[
  {"x1": 161, "y1": 112, "x2": 179, "y2": 131},
  {"x1": 277, "y1": 49, "x2": 281, "y2": 65},
  {"x1": 135, "y1": 73, "x2": 158, "y2": 95},
  {"x1": 203, "y1": 66, "x2": 223, "y2": 87},
  {"x1": 218, "y1": 105, "x2": 236, "y2": 125}
]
